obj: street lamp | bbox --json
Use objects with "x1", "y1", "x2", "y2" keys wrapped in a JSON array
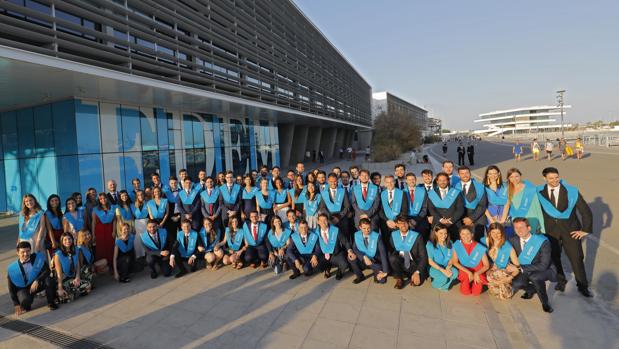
[{"x1": 556, "y1": 90, "x2": 566, "y2": 138}]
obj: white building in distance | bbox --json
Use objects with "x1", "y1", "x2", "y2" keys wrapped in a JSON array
[{"x1": 474, "y1": 105, "x2": 572, "y2": 136}]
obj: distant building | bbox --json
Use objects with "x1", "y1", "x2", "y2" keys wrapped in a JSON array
[
  {"x1": 474, "y1": 105, "x2": 572, "y2": 136},
  {"x1": 428, "y1": 117, "x2": 442, "y2": 135},
  {"x1": 371, "y1": 92, "x2": 429, "y2": 135}
]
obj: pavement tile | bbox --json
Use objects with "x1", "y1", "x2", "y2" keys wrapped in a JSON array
[{"x1": 306, "y1": 318, "x2": 355, "y2": 347}]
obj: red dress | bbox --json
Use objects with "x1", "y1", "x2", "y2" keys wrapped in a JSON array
[
  {"x1": 94, "y1": 212, "x2": 115, "y2": 267},
  {"x1": 457, "y1": 241, "x2": 488, "y2": 295}
]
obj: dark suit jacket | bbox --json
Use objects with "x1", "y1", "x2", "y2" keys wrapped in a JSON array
[
  {"x1": 200, "y1": 192, "x2": 222, "y2": 219},
  {"x1": 172, "y1": 233, "x2": 205, "y2": 258},
  {"x1": 389, "y1": 232, "x2": 428, "y2": 276},
  {"x1": 319, "y1": 188, "x2": 351, "y2": 219},
  {"x1": 176, "y1": 192, "x2": 202, "y2": 221},
  {"x1": 350, "y1": 185, "x2": 381, "y2": 226},
  {"x1": 220, "y1": 185, "x2": 241, "y2": 217},
  {"x1": 353, "y1": 235, "x2": 390, "y2": 272},
  {"x1": 509, "y1": 235, "x2": 556, "y2": 282},
  {"x1": 460, "y1": 182, "x2": 488, "y2": 225},
  {"x1": 427, "y1": 187, "x2": 464, "y2": 227},
  {"x1": 467, "y1": 145, "x2": 474, "y2": 154},
  {"x1": 315, "y1": 226, "x2": 352, "y2": 256},
  {"x1": 538, "y1": 184, "x2": 593, "y2": 236},
  {"x1": 378, "y1": 190, "x2": 409, "y2": 222},
  {"x1": 106, "y1": 192, "x2": 119, "y2": 205}
]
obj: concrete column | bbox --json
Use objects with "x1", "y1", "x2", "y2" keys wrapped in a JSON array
[
  {"x1": 278, "y1": 123, "x2": 295, "y2": 168},
  {"x1": 307, "y1": 127, "x2": 322, "y2": 162},
  {"x1": 290, "y1": 125, "x2": 309, "y2": 165},
  {"x1": 334, "y1": 128, "x2": 345, "y2": 158},
  {"x1": 320, "y1": 127, "x2": 337, "y2": 160}
]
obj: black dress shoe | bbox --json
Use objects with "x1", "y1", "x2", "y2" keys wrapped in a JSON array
[
  {"x1": 335, "y1": 270, "x2": 343, "y2": 280},
  {"x1": 151, "y1": 271, "x2": 158, "y2": 279},
  {"x1": 48, "y1": 303, "x2": 58, "y2": 311},
  {"x1": 324, "y1": 270, "x2": 332, "y2": 279},
  {"x1": 555, "y1": 281, "x2": 566, "y2": 292},
  {"x1": 289, "y1": 271, "x2": 300, "y2": 280},
  {"x1": 542, "y1": 303, "x2": 554, "y2": 313},
  {"x1": 521, "y1": 292, "x2": 535, "y2": 300},
  {"x1": 578, "y1": 287, "x2": 593, "y2": 298},
  {"x1": 175, "y1": 271, "x2": 186, "y2": 278},
  {"x1": 352, "y1": 275, "x2": 366, "y2": 284}
]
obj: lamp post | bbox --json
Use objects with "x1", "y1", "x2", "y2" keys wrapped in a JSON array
[{"x1": 556, "y1": 90, "x2": 566, "y2": 138}]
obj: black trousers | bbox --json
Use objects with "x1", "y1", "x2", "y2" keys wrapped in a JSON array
[
  {"x1": 388, "y1": 253, "x2": 425, "y2": 282},
  {"x1": 244, "y1": 245, "x2": 269, "y2": 265},
  {"x1": 317, "y1": 252, "x2": 348, "y2": 273},
  {"x1": 175, "y1": 253, "x2": 204, "y2": 273},
  {"x1": 164, "y1": 215, "x2": 181, "y2": 247},
  {"x1": 8, "y1": 278, "x2": 56, "y2": 309},
  {"x1": 467, "y1": 153, "x2": 474, "y2": 166},
  {"x1": 457, "y1": 153, "x2": 465, "y2": 165},
  {"x1": 546, "y1": 231, "x2": 587, "y2": 287},
  {"x1": 285, "y1": 252, "x2": 315, "y2": 276},
  {"x1": 146, "y1": 253, "x2": 171, "y2": 276},
  {"x1": 512, "y1": 272, "x2": 549, "y2": 305},
  {"x1": 116, "y1": 251, "x2": 135, "y2": 279},
  {"x1": 349, "y1": 258, "x2": 387, "y2": 284}
]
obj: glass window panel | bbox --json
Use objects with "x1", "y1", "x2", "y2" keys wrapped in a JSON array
[
  {"x1": 52, "y1": 100, "x2": 77, "y2": 156},
  {"x1": 78, "y1": 154, "x2": 103, "y2": 194},
  {"x1": 4, "y1": 159, "x2": 22, "y2": 212},
  {"x1": 75, "y1": 100, "x2": 101, "y2": 154},
  {"x1": 33, "y1": 104, "x2": 54, "y2": 156},
  {"x1": 1, "y1": 111, "x2": 18, "y2": 160},
  {"x1": 142, "y1": 150, "x2": 159, "y2": 187},
  {"x1": 248, "y1": 119, "x2": 256, "y2": 170},
  {"x1": 192, "y1": 148, "x2": 206, "y2": 179},
  {"x1": 193, "y1": 117, "x2": 205, "y2": 148},
  {"x1": 121, "y1": 105, "x2": 141, "y2": 152},
  {"x1": 35, "y1": 156, "x2": 58, "y2": 203},
  {"x1": 100, "y1": 103, "x2": 123, "y2": 153},
  {"x1": 0, "y1": 160, "x2": 5, "y2": 212},
  {"x1": 183, "y1": 114, "x2": 194, "y2": 149},
  {"x1": 270, "y1": 124, "x2": 279, "y2": 145},
  {"x1": 102, "y1": 153, "x2": 125, "y2": 190},
  {"x1": 158, "y1": 149, "x2": 170, "y2": 183},
  {"x1": 168, "y1": 150, "x2": 177, "y2": 180},
  {"x1": 140, "y1": 107, "x2": 158, "y2": 151},
  {"x1": 184, "y1": 149, "x2": 195, "y2": 178},
  {"x1": 122, "y1": 151, "x2": 143, "y2": 191},
  {"x1": 56, "y1": 155, "x2": 80, "y2": 201},
  {"x1": 17, "y1": 108, "x2": 35, "y2": 158},
  {"x1": 205, "y1": 147, "x2": 216, "y2": 178},
  {"x1": 154, "y1": 108, "x2": 169, "y2": 150}
]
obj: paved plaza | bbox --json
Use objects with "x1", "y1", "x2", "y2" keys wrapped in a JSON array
[{"x1": 0, "y1": 141, "x2": 618, "y2": 349}]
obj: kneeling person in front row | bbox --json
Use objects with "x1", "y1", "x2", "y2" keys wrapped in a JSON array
[
  {"x1": 315, "y1": 213, "x2": 355, "y2": 280},
  {"x1": 350, "y1": 218, "x2": 389, "y2": 284},
  {"x1": 286, "y1": 220, "x2": 319, "y2": 279},
  {"x1": 170, "y1": 220, "x2": 205, "y2": 278},
  {"x1": 113, "y1": 223, "x2": 135, "y2": 283},
  {"x1": 389, "y1": 216, "x2": 428, "y2": 289},
  {"x1": 243, "y1": 211, "x2": 269, "y2": 268},
  {"x1": 141, "y1": 219, "x2": 172, "y2": 278},
  {"x1": 8, "y1": 241, "x2": 57, "y2": 315}
]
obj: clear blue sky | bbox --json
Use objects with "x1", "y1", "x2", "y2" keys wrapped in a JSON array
[{"x1": 294, "y1": 0, "x2": 619, "y2": 130}]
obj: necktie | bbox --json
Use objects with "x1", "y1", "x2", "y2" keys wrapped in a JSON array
[
  {"x1": 400, "y1": 235, "x2": 411, "y2": 269},
  {"x1": 388, "y1": 191, "x2": 393, "y2": 206},
  {"x1": 253, "y1": 224, "x2": 258, "y2": 241},
  {"x1": 521, "y1": 238, "x2": 526, "y2": 251},
  {"x1": 302, "y1": 235, "x2": 307, "y2": 244},
  {"x1": 441, "y1": 189, "x2": 446, "y2": 199},
  {"x1": 322, "y1": 230, "x2": 330, "y2": 259},
  {"x1": 330, "y1": 190, "x2": 335, "y2": 200},
  {"x1": 153, "y1": 233, "x2": 159, "y2": 248},
  {"x1": 550, "y1": 189, "x2": 557, "y2": 207},
  {"x1": 462, "y1": 183, "x2": 467, "y2": 194},
  {"x1": 207, "y1": 189, "x2": 213, "y2": 214},
  {"x1": 113, "y1": 192, "x2": 117, "y2": 201},
  {"x1": 409, "y1": 190, "x2": 414, "y2": 204},
  {"x1": 362, "y1": 186, "x2": 367, "y2": 200},
  {"x1": 364, "y1": 236, "x2": 369, "y2": 247},
  {"x1": 184, "y1": 235, "x2": 189, "y2": 248},
  {"x1": 426, "y1": 185, "x2": 431, "y2": 192}
]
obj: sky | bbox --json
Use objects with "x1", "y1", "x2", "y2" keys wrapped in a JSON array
[{"x1": 294, "y1": 0, "x2": 619, "y2": 130}]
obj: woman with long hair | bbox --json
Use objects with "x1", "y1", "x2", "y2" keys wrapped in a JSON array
[
  {"x1": 483, "y1": 166, "x2": 512, "y2": 237},
  {"x1": 76, "y1": 229, "x2": 95, "y2": 292},
  {"x1": 147, "y1": 187, "x2": 168, "y2": 229},
  {"x1": 92, "y1": 193, "x2": 116, "y2": 267},
  {"x1": 507, "y1": 168, "x2": 545, "y2": 234},
  {"x1": 452, "y1": 226, "x2": 490, "y2": 296},
  {"x1": 483, "y1": 223, "x2": 520, "y2": 300},
  {"x1": 240, "y1": 174, "x2": 258, "y2": 222},
  {"x1": 222, "y1": 217, "x2": 247, "y2": 269},
  {"x1": 256, "y1": 178, "x2": 275, "y2": 224},
  {"x1": 265, "y1": 215, "x2": 291, "y2": 274},
  {"x1": 44, "y1": 194, "x2": 64, "y2": 253},
  {"x1": 54, "y1": 233, "x2": 90, "y2": 302},
  {"x1": 115, "y1": 190, "x2": 134, "y2": 235},
  {"x1": 18, "y1": 194, "x2": 45, "y2": 252},
  {"x1": 273, "y1": 177, "x2": 291, "y2": 222},
  {"x1": 113, "y1": 223, "x2": 135, "y2": 283},
  {"x1": 63, "y1": 197, "x2": 87, "y2": 239},
  {"x1": 426, "y1": 224, "x2": 458, "y2": 291},
  {"x1": 303, "y1": 182, "x2": 322, "y2": 229},
  {"x1": 200, "y1": 217, "x2": 224, "y2": 270},
  {"x1": 289, "y1": 175, "x2": 306, "y2": 216},
  {"x1": 132, "y1": 190, "x2": 149, "y2": 259}
]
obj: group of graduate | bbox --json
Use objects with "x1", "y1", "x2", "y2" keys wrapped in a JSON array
[{"x1": 9, "y1": 159, "x2": 593, "y2": 315}]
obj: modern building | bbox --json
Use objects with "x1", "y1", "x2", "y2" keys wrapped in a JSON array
[
  {"x1": 427, "y1": 117, "x2": 442, "y2": 135},
  {"x1": 0, "y1": 0, "x2": 372, "y2": 212},
  {"x1": 474, "y1": 105, "x2": 572, "y2": 136},
  {"x1": 371, "y1": 91, "x2": 429, "y2": 134}
]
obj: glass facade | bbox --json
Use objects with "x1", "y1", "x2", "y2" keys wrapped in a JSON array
[{"x1": 0, "y1": 99, "x2": 279, "y2": 212}]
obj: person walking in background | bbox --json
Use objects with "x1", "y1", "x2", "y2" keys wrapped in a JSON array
[
  {"x1": 513, "y1": 141, "x2": 523, "y2": 161},
  {"x1": 466, "y1": 142, "x2": 475, "y2": 166},
  {"x1": 531, "y1": 138, "x2": 541, "y2": 161},
  {"x1": 574, "y1": 137, "x2": 584, "y2": 160},
  {"x1": 442, "y1": 142, "x2": 448, "y2": 155},
  {"x1": 457, "y1": 143, "x2": 465, "y2": 166},
  {"x1": 365, "y1": 146, "x2": 370, "y2": 161},
  {"x1": 545, "y1": 139, "x2": 554, "y2": 161},
  {"x1": 559, "y1": 138, "x2": 567, "y2": 160}
]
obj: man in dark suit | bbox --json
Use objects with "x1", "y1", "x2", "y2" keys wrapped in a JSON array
[
  {"x1": 176, "y1": 177, "x2": 202, "y2": 231},
  {"x1": 378, "y1": 175, "x2": 408, "y2": 251},
  {"x1": 510, "y1": 217, "x2": 556, "y2": 313},
  {"x1": 394, "y1": 163, "x2": 407, "y2": 190},
  {"x1": 200, "y1": 177, "x2": 222, "y2": 232},
  {"x1": 538, "y1": 167, "x2": 593, "y2": 297},
  {"x1": 286, "y1": 220, "x2": 319, "y2": 279},
  {"x1": 466, "y1": 143, "x2": 475, "y2": 166},
  {"x1": 350, "y1": 169, "x2": 381, "y2": 231},
  {"x1": 220, "y1": 170, "x2": 242, "y2": 227},
  {"x1": 350, "y1": 218, "x2": 389, "y2": 284},
  {"x1": 457, "y1": 143, "x2": 465, "y2": 166},
  {"x1": 388, "y1": 217, "x2": 428, "y2": 289},
  {"x1": 106, "y1": 179, "x2": 120, "y2": 205},
  {"x1": 320, "y1": 173, "x2": 352, "y2": 240},
  {"x1": 427, "y1": 172, "x2": 464, "y2": 241},
  {"x1": 457, "y1": 166, "x2": 487, "y2": 241},
  {"x1": 315, "y1": 213, "x2": 355, "y2": 280},
  {"x1": 404, "y1": 173, "x2": 429, "y2": 241}
]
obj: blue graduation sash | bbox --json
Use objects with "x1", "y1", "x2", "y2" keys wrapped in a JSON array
[
  {"x1": 291, "y1": 232, "x2": 318, "y2": 255},
  {"x1": 147, "y1": 199, "x2": 168, "y2": 219},
  {"x1": 132, "y1": 204, "x2": 149, "y2": 219},
  {"x1": 354, "y1": 230, "x2": 380, "y2": 259},
  {"x1": 305, "y1": 194, "x2": 322, "y2": 216},
  {"x1": 509, "y1": 180, "x2": 537, "y2": 218},
  {"x1": 274, "y1": 189, "x2": 288, "y2": 204},
  {"x1": 462, "y1": 179, "x2": 485, "y2": 209},
  {"x1": 518, "y1": 234, "x2": 547, "y2": 265},
  {"x1": 453, "y1": 240, "x2": 487, "y2": 268},
  {"x1": 226, "y1": 228, "x2": 244, "y2": 251},
  {"x1": 381, "y1": 189, "x2": 404, "y2": 220},
  {"x1": 118, "y1": 206, "x2": 133, "y2": 221},
  {"x1": 242, "y1": 187, "x2": 258, "y2": 200},
  {"x1": 176, "y1": 231, "x2": 198, "y2": 258},
  {"x1": 94, "y1": 207, "x2": 115, "y2": 224},
  {"x1": 352, "y1": 183, "x2": 378, "y2": 211},
  {"x1": 18, "y1": 211, "x2": 43, "y2": 241},
  {"x1": 220, "y1": 184, "x2": 241, "y2": 205},
  {"x1": 199, "y1": 228, "x2": 221, "y2": 252},
  {"x1": 425, "y1": 242, "x2": 452, "y2": 268},
  {"x1": 179, "y1": 188, "x2": 200, "y2": 205},
  {"x1": 115, "y1": 235, "x2": 135, "y2": 253},
  {"x1": 321, "y1": 187, "x2": 345, "y2": 213},
  {"x1": 256, "y1": 191, "x2": 275, "y2": 209},
  {"x1": 8, "y1": 252, "x2": 45, "y2": 288},
  {"x1": 316, "y1": 225, "x2": 339, "y2": 254},
  {"x1": 407, "y1": 186, "x2": 427, "y2": 216},
  {"x1": 55, "y1": 250, "x2": 79, "y2": 278},
  {"x1": 243, "y1": 222, "x2": 268, "y2": 246},
  {"x1": 267, "y1": 228, "x2": 291, "y2": 249},
  {"x1": 290, "y1": 187, "x2": 307, "y2": 204},
  {"x1": 391, "y1": 230, "x2": 419, "y2": 252},
  {"x1": 450, "y1": 175, "x2": 461, "y2": 188},
  {"x1": 45, "y1": 210, "x2": 62, "y2": 230},
  {"x1": 284, "y1": 221, "x2": 299, "y2": 232},
  {"x1": 428, "y1": 187, "x2": 461, "y2": 209},
  {"x1": 140, "y1": 229, "x2": 167, "y2": 251},
  {"x1": 537, "y1": 182, "x2": 579, "y2": 220},
  {"x1": 78, "y1": 245, "x2": 93, "y2": 265},
  {"x1": 162, "y1": 184, "x2": 180, "y2": 199},
  {"x1": 485, "y1": 185, "x2": 508, "y2": 206},
  {"x1": 64, "y1": 211, "x2": 85, "y2": 231},
  {"x1": 481, "y1": 237, "x2": 513, "y2": 269},
  {"x1": 200, "y1": 187, "x2": 221, "y2": 204}
]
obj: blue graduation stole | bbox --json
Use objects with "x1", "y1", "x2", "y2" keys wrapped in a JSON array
[
  {"x1": 290, "y1": 187, "x2": 307, "y2": 204},
  {"x1": 453, "y1": 240, "x2": 487, "y2": 268},
  {"x1": 391, "y1": 230, "x2": 419, "y2": 252},
  {"x1": 226, "y1": 228, "x2": 244, "y2": 251},
  {"x1": 179, "y1": 188, "x2": 200, "y2": 205},
  {"x1": 18, "y1": 211, "x2": 43, "y2": 241},
  {"x1": 115, "y1": 235, "x2": 135, "y2": 253},
  {"x1": 8, "y1": 252, "x2": 45, "y2": 288},
  {"x1": 305, "y1": 194, "x2": 321, "y2": 216},
  {"x1": 64, "y1": 211, "x2": 85, "y2": 231},
  {"x1": 129, "y1": 190, "x2": 137, "y2": 202},
  {"x1": 242, "y1": 187, "x2": 258, "y2": 200},
  {"x1": 291, "y1": 232, "x2": 318, "y2": 255},
  {"x1": 94, "y1": 206, "x2": 115, "y2": 224},
  {"x1": 45, "y1": 210, "x2": 62, "y2": 230},
  {"x1": 518, "y1": 234, "x2": 547, "y2": 265},
  {"x1": 162, "y1": 184, "x2": 180, "y2": 199},
  {"x1": 381, "y1": 188, "x2": 404, "y2": 220},
  {"x1": 354, "y1": 231, "x2": 380, "y2": 259},
  {"x1": 284, "y1": 221, "x2": 299, "y2": 232},
  {"x1": 256, "y1": 191, "x2": 275, "y2": 209},
  {"x1": 220, "y1": 183, "x2": 241, "y2": 205},
  {"x1": 352, "y1": 183, "x2": 378, "y2": 211},
  {"x1": 425, "y1": 241, "x2": 452, "y2": 268},
  {"x1": 267, "y1": 228, "x2": 291, "y2": 249},
  {"x1": 147, "y1": 199, "x2": 168, "y2": 219},
  {"x1": 78, "y1": 245, "x2": 93, "y2": 265},
  {"x1": 118, "y1": 206, "x2": 133, "y2": 221},
  {"x1": 509, "y1": 180, "x2": 537, "y2": 218},
  {"x1": 485, "y1": 185, "x2": 508, "y2": 206},
  {"x1": 199, "y1": 228, "x2": 221, "y2": 252},
  {"x1": 200, "y1": 187, "x2": 221, "y2": 204},
  {"x1": 176, "y1": 231, "x2": 198, "y2": 258},
  {"x1": 537, "y1": 182, "x2": 579, "y2": 220},
  {"x1": 274, "y1": 189, "x2": 288, "y2": 204},
  {"x1": 321, "y1": 187, "x2": 345, "y2": 213},
  {"x1": 428, "y1": 187, "x2": 461, "y2": 209},
  {"x1": 462, "y1": 179, "x2": 485, "y2": 209},
  {"x1": 407, "y1": 186, "x2": 426, "y2": 216},
  {"x1": 133, "y1": 204, "x2": 149, "y2": 219},
  {"x1": 316, "y1": 225, "x2": 339, "y2": 254},
  {"x1": 450, "y1": 175, "x2": 461, "y2": 188},
  {"x1": 140, "y1": 229, "x2": 167, "y2": 251},
  {"x1": 481, "y1": 237, "x2": 513, "y2": 269},
  {"x1": 55, "y1": 250, "x2": 79, "y2": 278},
  {"x1": 243, "y1": 222, "x2": 268, "y2": 246}
]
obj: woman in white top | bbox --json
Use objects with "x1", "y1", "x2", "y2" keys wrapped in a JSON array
[{"x1": 545, "y1": 139, "x2": 554, "y2": 161}]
